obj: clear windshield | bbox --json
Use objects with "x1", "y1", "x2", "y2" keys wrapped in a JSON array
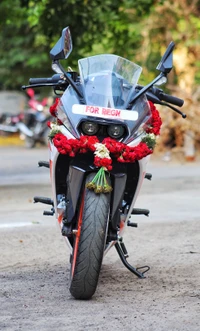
[{"x1": 78, "y1": 54, "x2": 142, "y2": 109}]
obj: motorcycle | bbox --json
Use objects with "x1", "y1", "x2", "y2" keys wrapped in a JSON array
[
  {"x1": 0, "y1": 111, "x2": 24, "y2": 136},
  {"x1": 22, "y1": 27, "x2": 186, "y2": 299},
  {"x1": 22, "y1": 88, "x2": 52, "y2": 148},
  {"x1": 0, "y1": 89, "x2": 51, "y2": 148}
]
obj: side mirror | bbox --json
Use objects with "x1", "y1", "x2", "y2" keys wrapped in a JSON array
[
  {"x1": 50, "y1": 26, "x2": 73, "y2": 61},
  {"x1": 156, "y1": 41, "x2": 175, "y2": 74}
]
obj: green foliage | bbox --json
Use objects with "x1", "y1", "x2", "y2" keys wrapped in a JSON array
[
  {"x1": 0, "y1": 0, "x2": 51, "y2": 89},
  {"x1": 0, "y1": 0, "x2": 156, "y2": 89},
  {"x1": 1, "y1": 0, "x2": 200, "y2": 93}
]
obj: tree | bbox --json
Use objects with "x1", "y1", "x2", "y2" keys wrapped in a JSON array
[
  {"x1": 140, "y1": 0, "x2": 200, "y2": 158},
  {"x1": 0, "y1": 0, "x2": 155, "y2": 89},
  {"x1": 0, "y1": 0, "x2": 50, "y2": 89}
]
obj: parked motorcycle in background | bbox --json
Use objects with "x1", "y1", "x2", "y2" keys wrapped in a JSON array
[
  {"x1": 22, "y1": 27, "x2": 186, "y2": 299},
  {"x1": 0, "y1": 88, "x2": 52, "y2": 148},
  {"x1": 0, "y1": 111, "x2": 24, "y2": 136},
  {"x1": 21, "y1": 88, "x2": 52, "y2": 148}
]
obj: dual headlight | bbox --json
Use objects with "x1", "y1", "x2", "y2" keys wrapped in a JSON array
[{"x1": 81, "y1": 121, "x2": 125, "y2": 139}]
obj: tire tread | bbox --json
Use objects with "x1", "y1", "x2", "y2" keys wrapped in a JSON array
[{"x1": 69, "y1": 172, "x2": 110, "y2": 299}]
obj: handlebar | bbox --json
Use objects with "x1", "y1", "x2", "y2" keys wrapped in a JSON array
[
  {"x1": 22, "y1": 72, "x2": 81, "y2": 93},
  {"x1": 22, "y1": 74, "x2": 68, "y2": 90},
  {"x1": 29, "y1": 74, "x2": 62, "y2": 85},
  {"x1": 139, "y1": 85, "x2": 184, "y2": 108},
  {"x1": 157, "y1": 91, "x2": 184, "y2": 107},
  {"x1": 22, "y1": 74, "x2": 186, "y2": 117},
  {"x1": 145, "y1": 86, "x2": 186, "y2": 118},
  {"x1": 26, "y1": 75, "x2": 184, "y2": 108}
]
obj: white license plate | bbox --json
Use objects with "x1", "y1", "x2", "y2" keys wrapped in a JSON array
[{"x1": 72, "y1": 104, "x2": 138, "y2": 121}]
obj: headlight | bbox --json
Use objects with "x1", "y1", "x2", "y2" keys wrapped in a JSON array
[
  {"x1": 81, "y1": 121, "x2": 99, "y2": 135},
  {"x1": 107, "y1": 124, "x2": 125, "y2": 139}
]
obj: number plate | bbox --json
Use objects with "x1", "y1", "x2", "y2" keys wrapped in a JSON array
[{"x1": 72, "y1": 104, "x2": 138, "y2": 121}]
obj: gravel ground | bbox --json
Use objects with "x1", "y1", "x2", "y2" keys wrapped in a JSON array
[{"x1": 0, "y1": 146, "x2": 200, "y2": 331}]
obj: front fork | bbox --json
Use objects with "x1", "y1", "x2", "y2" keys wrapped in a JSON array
[{"x1": 49, "y1": 150, "x2": 151, "y2": 278}]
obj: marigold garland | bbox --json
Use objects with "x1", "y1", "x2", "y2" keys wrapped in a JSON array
[{"x1": 48, "y1": 100, "x2": 162, "y2": 193}]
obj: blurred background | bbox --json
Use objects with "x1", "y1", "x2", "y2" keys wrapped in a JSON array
[{"x1": 0, "y1": 0, "x2": 200, "y2": 160}]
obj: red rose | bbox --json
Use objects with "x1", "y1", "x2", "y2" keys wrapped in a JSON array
[
  {"x1": 117, "y1": 155, "x2": 126, "y2": 163},
  {"x1": 87, "y1": 136, "x2": 99, "y2": 149},
  {"x1": 49, "y1": 98, "x2": 60, "y2": 117},
  {"x1": 94, "y1": 156, "x2": 112, "y2": 170},
  {"x1": 146, "y1": 101, "x2": 162, "y2": 135}
]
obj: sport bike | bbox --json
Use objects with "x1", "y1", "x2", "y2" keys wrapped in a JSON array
[{"x1": 22, "y1": 27, "x2": 186, "y2": 299}]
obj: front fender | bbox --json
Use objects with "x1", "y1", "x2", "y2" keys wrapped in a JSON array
[
  {"x1": 66, "y1": 165, "x2": 86, "y2": 222},
  {"x1": 66, "y1": 161, "x2": 127, "y2": 228}
]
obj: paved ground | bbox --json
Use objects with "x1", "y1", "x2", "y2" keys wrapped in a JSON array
[{"x1": 0, "y1": 146, "x2": 200, "y2": 331}]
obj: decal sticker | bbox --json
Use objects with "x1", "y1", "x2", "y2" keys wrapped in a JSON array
[{"x1": 72, "y1": 104, "x2": 138, "y2": 121}]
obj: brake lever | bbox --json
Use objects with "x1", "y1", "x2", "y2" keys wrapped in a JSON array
[
  {"x1": 22, "y1": 83, "x2": 57, "y2": 90},
  {"x1": 159, "y1": 101, "x2": 187, "y2": 118},
  {"x1": 21, "y1": 81, "x2": 67, "y2": 90}
]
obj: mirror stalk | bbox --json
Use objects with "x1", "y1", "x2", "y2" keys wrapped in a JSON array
[
  {"x1": 53, "y1": 60, "x2": 85, "y2": 102},
  {"x1": 127, "y1": 73, "x2": 166, "y2": 108}
]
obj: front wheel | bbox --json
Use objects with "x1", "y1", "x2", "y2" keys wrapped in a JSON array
[{"x1": 70, "y1": 172, "x2": 111, "y2": 300}]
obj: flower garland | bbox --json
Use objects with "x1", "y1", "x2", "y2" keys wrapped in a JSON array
[
  {"x1": 48, "y1": 100, "x2": 162, "y2": 193},
  {"x1": 49, "y1": 98, "x2": 60, "y2": 117},
  {"x1": 145, "y1": 101, "x2": 162, "y2": 136}
]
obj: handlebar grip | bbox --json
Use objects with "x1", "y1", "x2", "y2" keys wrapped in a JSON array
[
  {"x1": 29, "y1": 74, "x2": 62, "y2": 85},
  {"x1": 159, "y1": 92, "x2": 184, "y2": 107},
  {"x1": 29, "y1": 78, "x2": 51, "y2": 84}
]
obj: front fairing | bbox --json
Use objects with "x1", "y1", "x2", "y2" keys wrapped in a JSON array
[{"x1": 57, "y1": 54, "x2": 151, "y2": 140}]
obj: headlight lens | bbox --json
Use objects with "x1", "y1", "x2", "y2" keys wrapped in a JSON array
[
  {"x1": 81, "y1": 121, "x2": 99, "y2": 135},
  {"x1": 107, "y1": 124, "x2": 125, "y2": 139}
]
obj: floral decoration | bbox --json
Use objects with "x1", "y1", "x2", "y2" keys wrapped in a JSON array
[
  {"x1": 48, "y1": 100, "x2": 162, "y2": 193},
  {"x1": 49, "y1": 98, "x2": 60, "y2": 117}
]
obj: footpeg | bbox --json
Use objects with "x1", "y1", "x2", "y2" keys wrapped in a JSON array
[
  {"x1": 43, "y1": 208, "x2": 55, "y2": 216},
  {"x1": 34, "y1": 196, "x2": 54, "y2": 206},
  {"x1": 61, "y1": 224, "x2": 73, "y2": 237},
  {"x1": 145, "y1": 172, "x2": 152, "y2": 180},
  {"x1": 127, "y1": 221, "x2": 138, "y2": 227},
  {"x1": 131, "y1": 208, "x2": 150, "y2": 217},
  {"x1": 38, "y1": 160, "x2": 49, "y2": 168}
]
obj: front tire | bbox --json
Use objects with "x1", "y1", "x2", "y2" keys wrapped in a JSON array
[{"x1": 70, "y1": 172, "x2": 110, "y2": 300}]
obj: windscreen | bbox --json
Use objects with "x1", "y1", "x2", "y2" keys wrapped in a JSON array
[
  {"x1": 59, "y1": 54, "x2": 151, "y2": 140},
  {"x1": 78, "y1": 54, "x2": 142, "y2": 109}
]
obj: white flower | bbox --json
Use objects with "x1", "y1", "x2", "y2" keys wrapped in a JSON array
[
  {"x1": 146, "y1": 133, "x2": 156, "y2": 140},
  {"x1": 94, "y1": 143, "x2": 111, "y2": 159},
  {"x1": 50, "y1": 123, "x2": 60, "y2": 131}
]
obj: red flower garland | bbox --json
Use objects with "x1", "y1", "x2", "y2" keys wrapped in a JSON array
[
  {"x1": 52, "y1": 134, "x2": 99, "y2": 157},
  {"x1": 50, "y1": 101, "x2": 162, "y2": 171},
  {"x1": 49, "y1": 98, "x2": 60, "y2": 117},
  {"x1": 49, "y1": 98, "x2": 63, "y2": 125},
  {"x1": 145, "y1": 101, "x2": 162, "y2": 135}
]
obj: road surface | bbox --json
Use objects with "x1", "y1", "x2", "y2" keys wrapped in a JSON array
[{"x1": 0, "y1": 146, "x2": 200, "y2": 331}]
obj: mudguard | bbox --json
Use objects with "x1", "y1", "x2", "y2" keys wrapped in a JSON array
[
  {"x1": 66, "y1": 165, "x2": 86, "y2": 222},
  {"x1": 66, "y1": 161, "x2": 128, "y2": 230}
]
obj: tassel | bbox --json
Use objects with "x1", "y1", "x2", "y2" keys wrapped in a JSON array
[{"x1": 86, "y1": 167, "x2": 112, "y2": 194}]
